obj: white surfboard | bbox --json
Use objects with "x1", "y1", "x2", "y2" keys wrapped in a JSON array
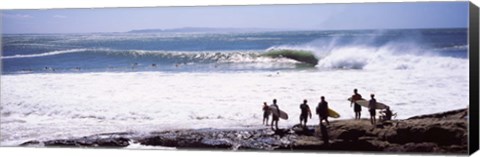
[
  {"x1": 269, "y1": 105, "x2": 288, "y2": 120},
  {"x1": 355, "y1": 100, "x2": 388, "y2": 109},
  {"x1": 347, "y1": 97, "x2": 388, "y2": 109}
]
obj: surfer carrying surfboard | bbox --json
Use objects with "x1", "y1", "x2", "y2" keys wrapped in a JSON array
[
  {"x1": 316, "y1": 96, "x2": 330, "y2": 125},
  {"x1": 299, "y1": 99, "x2": 312, "y2": 127},
  {"x1": 368, "y1": 94, "x2": 377, "y2": 125},
  {"x1": 350, "y1": 89, "x2": 363, "y2": 120},
  {"x1": 271, "y1": 99, "x2": 281, "y2": 130}
]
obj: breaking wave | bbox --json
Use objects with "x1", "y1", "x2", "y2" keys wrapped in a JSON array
[
  {"x1": 1, "y1": 48, "x2": 300, "y2": 64},
  {"x1": 266, "y1": 35, "x2": 468, "y2": 71}
]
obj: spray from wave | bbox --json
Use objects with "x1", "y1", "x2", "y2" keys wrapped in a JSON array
[{"x1": 266, "y1": 31, "x2": 468, "y2": 71}]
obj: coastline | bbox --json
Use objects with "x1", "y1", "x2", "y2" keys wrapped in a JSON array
[{"x1": 19, "y1": 108, "x2": 468, "y2": 154}]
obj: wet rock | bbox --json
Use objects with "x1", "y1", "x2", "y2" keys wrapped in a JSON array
[
  {"x1": 199, "y1": 138, "x2": 233, "y2": 149},
  {"x1": 292, "y1": 124, "x2": 315, "y2": 136},
  {"x1": 20, "y1": 140, "x2": 43, "y2": 147},
  {"x1": 408, "y1": 109, "x2": 466, "y2": 120},
  {"x1": 385, "y1": 142, "x2": 438, "y2": 152},
  {"x1": 424, "y1": 126, "x2": 462, "y2": 146},
  {"x1": 42, "y1": 137, "x2": 130, "y2": 147},
  {"x1": 337, "y1": 129, "x2": 366, "y2": 141}
]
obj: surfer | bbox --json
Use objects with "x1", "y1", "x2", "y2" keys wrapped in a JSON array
[
  {"x1": 316, "y1": 96, "x2": 330, "y2": 125},
  {"x1": 350, "y1": 89, "x2": 363, "y2": 120},
  {"x1": 380, "y1": 106, "x2": 393, "y2": 121},
  {"x1": 368, "y1": 94, "x2": 377, "y2": 125},
  {"x1": 262, "y1": 102, "x2": 270, "y2": 126},
  {"x1": 299, "y1": 99, "x2": 312, "y2": 127},
  {"x1": 271, "y1": 99, "x2": 280, "y2": 130}
]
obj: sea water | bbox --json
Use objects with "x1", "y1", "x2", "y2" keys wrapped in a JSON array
[{"x1": 0, "y1": 29, "x2": 469, "y2": 145}]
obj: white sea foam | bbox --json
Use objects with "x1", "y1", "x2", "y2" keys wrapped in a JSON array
[
  {"x1": 1, "y1": 49, "x2": 87, "y2": 59},
  {"x1": 0, "y1": 55, "x2": 469, "y2": 145}
]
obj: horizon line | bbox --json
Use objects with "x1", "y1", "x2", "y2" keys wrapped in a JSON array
[{"x1": 2, "y1": 26, "x2": 468, "y2": 35}]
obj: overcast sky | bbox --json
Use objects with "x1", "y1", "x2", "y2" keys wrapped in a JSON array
[{"x1": 1, "y1": 2, "x2": 469, "y2": 34}]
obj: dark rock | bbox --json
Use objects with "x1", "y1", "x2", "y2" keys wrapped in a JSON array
[
  {"x1": 408, "y1": 109, "x2": 466, "y2": 120},
  {"x1": 292, "y1": 124, "x2": 315, "y2": 136},
  {"x1": 337, "y1": 129, "x2": 366, "y2": 141},
  {"x1": 199, "y1": 138, "x2": 233, "y2": 149},
  {"x1": 42, "y1": 137, "x2": 130, "y2": 148},
  {"x1": 329, "y1": 139, "x2": 382, "y2": 151},
  {"x1": 44, "y1": 139, "x2": 79, "y2": 147},
  {"x1": 20, "y1": 140, "x2": 42, "y2": 147},
  {"x1": 273, "y1": 129, "x2": 290, "y2": 137},
  {"x1": 18, "y1": 108, "x2": 468, "y2": 154},
  {"x1": 319, "y1": 124, "x2": 329, "y2": 145},
  {"x1": 385, "y1": 142, "x2": 438, "y2": 152},
  {"x1": 424, "y1": 126, "x2": 462, "y2": 146},
  {"x1": 139, "y1": 135, "x2": 179, "y2": 147},
  {"x1": 92, "y1": 137, "x2": 130, "y2": 147}
]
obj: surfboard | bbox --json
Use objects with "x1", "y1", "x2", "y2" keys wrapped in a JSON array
[
  {"x1": 355, "y1": 100, "x2": 388, "y2": 109},
  {"x1": 347, "y1": 97, "x2": 388, "y2": 109},
  {"x1": 269, "y1": 105, "x2": 288, "y2": 120},
  {"x1": 347, "y1": 97, "x2": 365, "y2": 102},
  {"x1": 328, "y1": 108, "x2": 340, "y2": 118}
]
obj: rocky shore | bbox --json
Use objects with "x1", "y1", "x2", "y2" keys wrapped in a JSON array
[{"x1": 20, "y1": 108, "x2": 468, "y2": 154}]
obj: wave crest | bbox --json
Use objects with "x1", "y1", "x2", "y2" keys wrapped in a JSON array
[
  {"x1": 1, "y1": 49, "x2": 88, "y2": 59},
  {"x1": 1, "y1": 48, "x2": 300, "y2": 65}
]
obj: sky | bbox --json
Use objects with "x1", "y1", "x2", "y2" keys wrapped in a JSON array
[{"x1": 1, "y1": 2, "x2": 469, "y2": 34}]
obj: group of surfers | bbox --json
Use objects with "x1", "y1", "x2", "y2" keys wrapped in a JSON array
[{"x1": 262, "y1": 88, "x2": 394, "y2": 130}]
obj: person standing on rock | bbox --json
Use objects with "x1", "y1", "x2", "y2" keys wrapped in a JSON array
[
  {"x1": 368, "y1": 94, "x2": 377, "y2": 125},
  {"x1": 271, "y1": 99, "x2": 280, "y2": 130},
  {"x1": 299, "y1": 99, "x2": 312, "y2": 127},
  {"x1": 350, "y1": 89, "x2": 363, "y2": 120},
  {"x1": 316, "y1": 96, "x2": 330, "y2": 125},
  {"x1": 262, "y1": 102, "x2": 270, "y2": 126}
]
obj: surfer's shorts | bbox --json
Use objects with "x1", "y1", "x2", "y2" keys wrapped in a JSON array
[
  {"x1": 272, "y1": 116, "x2": 279, "y2": 121},
  {"x1": 354, "y1": 104, "x2": 362, "y2": 112},
  {"x1": 263, "y1": 112, "x2": 270, "y2": 118},
  {"x1": 300, "y1": 114, "x2": 308, "y2": 122},
  {"x1": 369, "y1": 109, "x2": 376, "y2": 116},
  {"x1": 320, "y1": 115, "x2": 328, "y2": 119}
]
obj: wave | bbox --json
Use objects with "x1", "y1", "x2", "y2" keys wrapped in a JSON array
[
  {"x1": 1, "y1": 49, "x2": 88, "y2": 59},
  {"x1": 261, "y1": 49, "x2": 318, "y2": 65},
  {"x1": 265, "y1": 37, "x2": 468, "y2": 71},
  {"x1": 1, "y1": 48, "x2": 301, "y2": 65},
  {"x1": 1, "y1": 46, "x2": 467, "y2": 72}
]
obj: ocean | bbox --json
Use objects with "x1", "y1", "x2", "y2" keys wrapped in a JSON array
[{"x1": 0, "y1": 28, "x2": 469, "y2": 145}]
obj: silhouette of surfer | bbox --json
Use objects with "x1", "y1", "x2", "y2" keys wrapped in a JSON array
[
  {"x1": 369, "y1": 94, "x2": 377, "y2": 125},
  {"x1": 350, "y1": 89, "x2": 363, "y2": 120},
  {"x1": 271, "y1": 99, "x2": 280, "y2": 131},
  {"x1": 380, "y1": 106, "x2": 393, "y2": 121},
  {"x1": 316, "y1": 96, "x2": 330, "y2": 125},
  {"x1": 299, "y1": 99, "x2": 312, "y2": 127},
  {"x1": 262, "y1": 102, "x2": 270, "y2": 126}
]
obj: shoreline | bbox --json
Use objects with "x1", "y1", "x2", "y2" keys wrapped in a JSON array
[{"x1": 19, "y1": 108, "x2": 468, "y2": 153}]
